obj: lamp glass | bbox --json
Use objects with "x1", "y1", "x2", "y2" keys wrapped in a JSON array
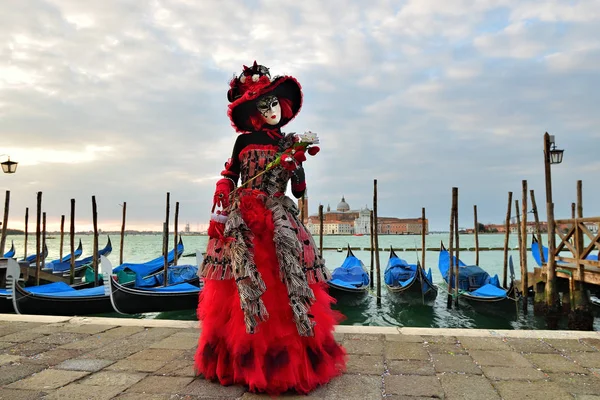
[
  {"x1": 550, "y1": 149, "x2": 564, "y2": 165},
  {"x1": 1, "y1": 160, "x2": 17, "y2": 174}
]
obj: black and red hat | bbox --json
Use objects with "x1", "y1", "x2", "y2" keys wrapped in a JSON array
[{"x1": 227, "y1": 61, "x2": 302, "y2": 133}]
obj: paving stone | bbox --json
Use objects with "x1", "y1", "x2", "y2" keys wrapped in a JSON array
[
  {"x1": 0, "y1": 388, "x2": 49, "y2": 399},
  {"x1": 440, "y1": 373, "x2": 501, "y2": 400},
  {"x1": 425, "y1": 342, "x2": 467, "y2": 355},
  {"x1": 155, "y1": 358, "x2": 196, "y2": 376},
  {"x1": 26, "y1": 348, "x2": 83, "y2": 366},
  {"x1": 385, "y1": 375, "x2": 442, "y2": 397},
  {"x1": 63, "y1": 324, "x2": 117, "y2": 335},
  {"x1": 112, "y1": 395, "x2": 172, "y2": 400},
  {"x1": 545, "y1": 339, "x2": 598, "y2": 353},
  {"x1": 481, "y1": 366, "x2": 547, "y2": 381},
  {"x1": 125, "y1": 375, "x2": 194, "y2": 394},
  {"x1": 573, "y1": 396, "x2": 600, "y2": 400},
  {"x1": 525, "y1": 353, "x2": 588, "y2": 373},
  {"x1": 457, "y1": 336, "x2": 512, "y2": 351},
  {"x1": 55, "y1": 358, "x2": 114, "y2": 372},
  {"x1": 79, "y1": 371, "x2": 147, "y2": 387},
  {"x1": 386, "y1": 334, "x2": 424, "y2": 343},
  {"x1": 341, "y1": 339, "x2": 383, "y2": 355},
  {"x1": 126, "y1": 348, "x2": 185, "y2": 362},
  {"x1": 0, "y1": 354, "x2": 22, "y2": 366},
  {"x1": 58, "y1": 335, "x2": 115, "y2": 351},
  {"x1": 43, "y1": 383, "x2": 127, "y2": 399},
  {"x1": 0, "y1": 330, "x2": 46, "y2": 343},
  {"x1": 32, "y1": 332, "x2": 90, "y2": 346},
  {"x1": 150, "y1": 334, "x2": 198, "y2": 350},
  {"x1": 333, "y1": 332, "x2": 344, "y2": 342},
  {"x1": 78, "y1": 338, "x2": 155, "y2": 360},
  {"x1": 0, "y1": 362, "x2": 46, "y2": 385},
  {"x1": 0, "y1": 341, "x2": 15, "y2": 350},
  {"x1": 432, "y1": 353, "x2": 481, "y2": 374},
  {"x1": 568, "y1": 351, "x2": 600, "y2": 368},
  {"x1": 469, "y1": 350, "x2": 533, "y2": 367},
  {"x1": 344, "y1": 333, "x2": 384, "y2": 341},
  {"x1": 105, "y1": 359, "x2": 168, "y2": 373},
  {"x1": 241, "y1": 392, "x2": 323, "y2": 399},
  {"x1": 180, "y1": 377, "x2": 246, "y2": 398},
  {"x1": 129, "y1": 327, "x2": 180, "y2": 341},
  {"x1": 421, "y1": 335, "x2": 458, "y2": 344},
  {"x1": 493, "y1": 380, "x2": 573, "y2": 400},
  {"x1": 345, "y1": 354, "x2": 385, "y2": 375},
  {"x1": 6, "y1": 368, "x2": 89, "y2": 390},
  {"x1": 100, "y1": 326, "x2": 146, "y2": 339},
  {"x1": 385, "y1": 342, "x2": 429, "y2": 360},
  {"x1": 325, "y1": 374, "x2": 381, "y2": 400},
  {"x1": 547, "y1": 372, "x2": 600, "y2": 396},
  {"x1": 582, "y1": 338, "x2": 600, "y2": 351},
  {"x1": 1, "y1": 342, "x2": 55, "y2": 357},
  {"x1": 28, "y1": 323, "x2": 69, "y2": 334},
  {"x1": 505, "y1": 338, "x2": 557, "y2": 354},
  {"x1": 386, "y1": 359, "x2": 435, "y2": 375}
]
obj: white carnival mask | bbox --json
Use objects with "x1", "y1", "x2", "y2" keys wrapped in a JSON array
[{"x1": 257, "y1": 95, "x2": 281, "y2": 126}]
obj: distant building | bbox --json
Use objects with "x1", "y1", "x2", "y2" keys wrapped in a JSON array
[{"x1": 301, "y1": 196, "x2": 428, "y2": 235}]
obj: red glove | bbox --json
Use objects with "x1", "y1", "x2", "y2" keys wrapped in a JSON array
[{"x1": 213, "y1": 178, "x2": 234, "y2": 210}]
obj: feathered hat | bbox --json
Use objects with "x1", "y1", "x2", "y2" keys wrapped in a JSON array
[{"x1": 227, "y1": 61, "x2": 302, "y2": 133}]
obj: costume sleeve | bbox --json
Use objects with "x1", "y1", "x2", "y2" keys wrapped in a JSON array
[{"x1": 221, "y1": 135, "x2": 245, "y2": 185}]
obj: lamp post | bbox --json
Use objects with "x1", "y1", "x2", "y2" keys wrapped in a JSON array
[
  {"x1": 0, "y1": 155, "x2": 18, "y2": 174},
  {"x1": 543, "y1": 132, "x2": 564, "y2": 308}
]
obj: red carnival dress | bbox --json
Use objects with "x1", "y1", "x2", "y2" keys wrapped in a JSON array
[{"x1": 195, "y1": 132, "x2": 346, "y2": 395}]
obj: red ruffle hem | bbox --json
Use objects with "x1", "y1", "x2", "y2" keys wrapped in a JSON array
[{"x1": 194, "y1": 194, "x2": 347, "y2": 395}]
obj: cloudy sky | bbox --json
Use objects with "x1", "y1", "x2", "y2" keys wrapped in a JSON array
[{"x1": 1, "y1": 0, "x2": 600, "y2": 233}]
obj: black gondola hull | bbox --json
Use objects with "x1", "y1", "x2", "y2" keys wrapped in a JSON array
[{"x1": 109, "y1": 277, "x2": 201, "y2": 314}]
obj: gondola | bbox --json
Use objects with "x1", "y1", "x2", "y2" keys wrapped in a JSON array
[
  {"x1": 384, "y1": 247, "x2": 437, "y2": 304},
  {"x1": 49, "y1": 239, "x2": 83, "y2": 263},
  {"x1": 3, "y1": 241, "x2": 15, "y2": 258},
  {"x1": 44, "y1": 236, "x2": 113, "y2": 277},
  {"x1": 438, "y1": 242, "x2": 519, "y2": 311},
  {"x1": 6, "y1": 257, "x2": 115, "y2": 316},
  {"x1": 21, "y1": 242, "x2": 48, "y2": 265},
  {"x1": 531, "y1": 234, "x2": 598, "y2": 267},
  {"x1": 326, "y1": 245, "x2": 370, "y2": 295},
  {"x1": 104, "y1": 255, "x2": 202, "y2": 314}
]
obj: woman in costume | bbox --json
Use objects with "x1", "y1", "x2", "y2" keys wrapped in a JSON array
[{"x1": 195, "y1": 62, "x2": 346, "y2": 395}]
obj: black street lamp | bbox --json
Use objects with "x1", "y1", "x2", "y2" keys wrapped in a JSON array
[{"x1": 0, "y1": 155, "x2": 18, "y2": 174}]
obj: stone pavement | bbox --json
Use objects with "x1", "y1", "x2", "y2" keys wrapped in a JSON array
[{"x1": 0, "y1": 315, "x2": 600, "y2": 400}]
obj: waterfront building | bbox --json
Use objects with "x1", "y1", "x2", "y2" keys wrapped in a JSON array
[{"x1": 301, "y1": 196, "x2": 428, "y2": 235}]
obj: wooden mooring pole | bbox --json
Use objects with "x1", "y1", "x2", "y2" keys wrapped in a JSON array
[
  {"x1": 163, "y1": 193, "x2": 170, "y2": 287},
  {"x1": 42, "y1": 212, "x2": 47, "y2": 271},
  {"x1": 515, "y1": 199, "x2": 524, "y2": 304},
  {"x1": 421, "y1": 207, "x2": 426, "y2": 269},
  {"x1": 173, "y1": 202, "x2": 179, "y2": 266},
  {"x1": 92, "y1": 196, "x2": 99, "y2": 286},
  {"x1": 447, "y1": 188, "x2": 456, "y2": 309},
  {"x1": 24, "y1": 208, "x2": 29, "y2": 260},
  {"x1": 318, "y1": 204, "x2": 323, "y2": 258},
  {"x1": 473, "y1": 205, "x2": 479, "y2": 267},
  {"x1": 503, "y1": 192, "x2": 513, "y2": 289},
  {"x1": 373, "y1": 179, "x2": 381, "y2": 306},
  {"x1": 35, "y1": 192, "x2": 42, "y2": 286},
  {"x1": 453, "y1": 189, "x2": 459, "y2": 308},
  {"x1": 59, "y1": 215, "x2": 65, "y2": 262},
  {"x1": 0, "y1": 190, "x2": 9, "y2": 255},
  {"x1": 120, "y1": 202, "x2": 127, "y2": 265},
  {"x1": 530, "y1": 190, "x2": 545, "y2": 264},
  {"x1": 69, "y1": 199, "x2": 75, "y2": 285},
  {"x1": 370, "y1": 209, "x2": 374, "y2": 290},
  {"x1": 521, "y1": 180, "x2": 528, "y2": 313}
]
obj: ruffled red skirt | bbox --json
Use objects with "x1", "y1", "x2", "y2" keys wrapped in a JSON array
[{"x1": 194, "y1": 195, "x2": 346, "y2": 395}]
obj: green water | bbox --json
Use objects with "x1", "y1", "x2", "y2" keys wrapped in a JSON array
[{"x1": 4, "y1": 233, "x2": 599, "y2": 330}]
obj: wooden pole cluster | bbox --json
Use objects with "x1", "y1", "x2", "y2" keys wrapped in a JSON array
[
  {"x1": 521, "y1": 180, "x2": 528, "y2": 313},
  {"x1": 370, "y1": 209, "x2": 374, "y2": 289},
  {"x1": 163, "y1": 192, "x2": 170, "y2": 287},
  {"x1": 0, "y1": 190, "x2": 9, "y2": 255},
  {"x1": 69, "y1": 199, "x2": 75, "y2": 284},
  {"x1": 173, "y1": 202, "x2": 179, "y2": 266},
  {"x1": 120, "y1": 202, "x2": 127, "y2": 265},
  {"x1": 35, "y1": 192, "x2": 42, "y2": 286},
  {"x1": 373, "y1": 179, "x2": 381, "y2": 306},
  {"x1": 92, "y1": 196, "x2": 99, "y2": 286}
]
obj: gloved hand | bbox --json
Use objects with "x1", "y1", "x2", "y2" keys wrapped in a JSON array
[
  {"x1": 213, "y1": 178, "x2": 234, "y2": 210},
  {"x1": 291, "y1": 165, "x2": 306, "y2": 192}
]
